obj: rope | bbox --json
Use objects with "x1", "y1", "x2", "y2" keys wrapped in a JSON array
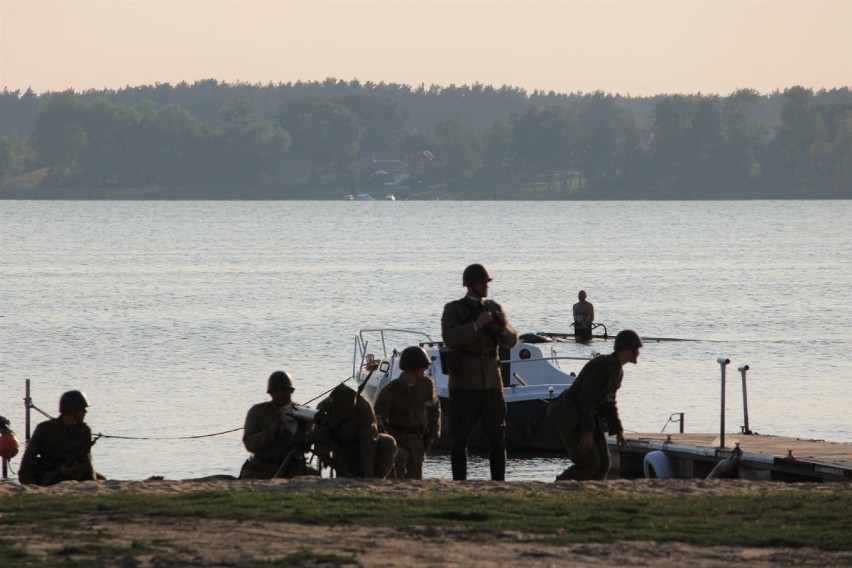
[
  {"x1": 98, "y1": 427, "x2": 243, "y2": 441},
  {"x1": 28, "y1": 402, "x2": 54, "y2": 420},
  {"x1": 303, "y1": 377, "x2": 352, "y2": 406},
  {"x1": 21, "y1": 377, "x2": 349, "y2": 444},
  {"x1": 25, "y1": 400, "x2": 242, "y2": 441}
]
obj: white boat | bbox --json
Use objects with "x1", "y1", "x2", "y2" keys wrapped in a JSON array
[{"x1": 351, "y1": 327, "x2": 588, "y2": 452}]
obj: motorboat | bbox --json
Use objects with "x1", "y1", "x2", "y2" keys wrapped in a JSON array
[{"x1": 351, "y1": 327, "x2": 590, "y2": 452}]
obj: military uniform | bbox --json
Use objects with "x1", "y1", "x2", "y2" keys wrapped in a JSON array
[
  {"x1": 313, "y1": 384, "x2": 396, "y2": 478},
  {"x1": 374, "y1": 375, "x2": 441, "y2": 479},
  {"x1": 18, "y1": 418, "x2": 96, "y2": 486},
  {"x1": 548, "y1": 352, "x2": 623, "y2": 480},
  {"x1": 441, "y1": 296, "x2": 518, "y2": 480},
  {"x1": 239, "y1": 400, "x2": 316, "y2": 479}
]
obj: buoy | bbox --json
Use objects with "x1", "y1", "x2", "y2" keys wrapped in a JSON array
[
  {"x1": 0, "y1": 430, "x2": 20, "y2": 460},
  {"x1": 643, "y1": 450, "x2": 674, "y2": 479}
]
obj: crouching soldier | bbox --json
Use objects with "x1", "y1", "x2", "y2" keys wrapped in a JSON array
[
  {"x1": 374, "y1": 346, "x2": 441, "y2": 479},
  {"x1": 240, "y1": 371, "x2": 318, "y2": 479},
  {"x1": 19, "y1": 390, "x2": 101, "y2": 486},
  {"x1": 312, "y1": 384, "x2": 396, "y2": 478}
]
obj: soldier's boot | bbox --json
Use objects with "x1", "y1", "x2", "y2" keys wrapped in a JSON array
[
  {"x1": 451, "y1": 449, "x2": 467, "y2": 481},
  {"x1": 489, "y1": 448, "x2": 506, "y2": 481}
]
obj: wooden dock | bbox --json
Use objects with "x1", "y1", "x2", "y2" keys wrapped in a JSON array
[{"x1": 608, "y1": 432, "x2": 852, "y2": 482}]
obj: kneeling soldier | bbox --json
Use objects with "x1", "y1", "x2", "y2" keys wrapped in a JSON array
[
  {"x1": 374, "y1": 346, "x2": 441, "y2": 479},
  {"x1": 19, "y1": 390, "x2": 100, "y2": 486},
  {"x1": 240, "y1": 371, "x2": 317, "y2": 479},
  {"x1": 312, "y1": 384, "x2": 396, "y2": 478}
]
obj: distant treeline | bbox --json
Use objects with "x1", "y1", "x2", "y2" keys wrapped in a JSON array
[{"x1": 0, "y1": 80, "x2": 850, "y2": 199}]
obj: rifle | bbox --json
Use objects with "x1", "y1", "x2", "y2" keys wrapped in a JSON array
[{"x1": 42, "y1": 433, "x2": 102, "y2": 486}]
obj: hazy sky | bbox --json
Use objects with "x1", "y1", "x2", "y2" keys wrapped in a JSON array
[{"x1": 1, "y1": 0, "x2": 850, "y2": 96}]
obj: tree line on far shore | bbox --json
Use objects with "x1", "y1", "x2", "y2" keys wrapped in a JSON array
[{"x1": 0, "y1": 80, "x2": 849, "y2": 199}]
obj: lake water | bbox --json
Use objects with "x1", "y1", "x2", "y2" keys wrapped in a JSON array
[{"x1": 2, "y1": 200, "x2": 851, "y2": 481}]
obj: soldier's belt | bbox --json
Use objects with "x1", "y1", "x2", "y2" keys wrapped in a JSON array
[{"x1": 460, "y1": 349, "x2": 496, "y2": 359}]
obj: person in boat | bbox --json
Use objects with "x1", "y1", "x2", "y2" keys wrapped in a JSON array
[
  {"x1": 312, "y1": 384, "x2": 396, "y2": 478},
  {"x1": 572, "y1": 290, "x2": 595, "y2": 342},
  {"x1": 441, "y1": 263, "x2": 518, "y2": 481},
  {"x1": 374, "y1": 346, "x2": 441, "y2": 479},
  {"x1": 19, "y1": 390, "x2": 100, "y2": 485},
  {"x1": 239, "y1": 371, "x2": 318, "y2": 479},
  {"x1": 548, "y1": 329, "x2": 643, "y2": 481}
]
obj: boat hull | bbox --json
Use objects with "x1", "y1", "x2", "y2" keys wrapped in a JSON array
[{"x1": 432, "y1": 394, "x2": 564, "y2": 453}]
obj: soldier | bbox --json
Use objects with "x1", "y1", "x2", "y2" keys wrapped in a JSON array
[
  {"x1": 374, "y1": 346, "x2": 441, "y2": 479},
  {"x1": 19, "y1": 390, "x2": 99, "y2": 486},
  {"x1": 548, "y1": 329, "x2": 642, "y2": 481},
  {"x1": 240, "y1": 371, "x2": 318, "y2": 479},
  {"x1": 441, "y1": 263, "x2": 518, "y2": 481},
  {"x1": 312, "y1": 384, "x2": 396, "y2": 478},
  {"x1": 572, "y1": 290, "x2": 595, "y2": 342}
]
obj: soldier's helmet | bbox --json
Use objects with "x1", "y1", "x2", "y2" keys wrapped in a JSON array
[
  {"x1": 614, "y1": 330, "x2": 643, "y2": 352},
  {"x1": 578, "y1": 290, "x2": 587, "y2": 300},
  {"x1": 267, "y1": 370, "x2": 295, "y2": 393},
  {"x1": 59, "y1": 390, "x2": 90, "y2": 413},
  {"x1": 399, "y1": 346, "x2": 431, "y2": 372},
  {"x1": 462, "y1": 263, "x2": 492, "y2": 287}
]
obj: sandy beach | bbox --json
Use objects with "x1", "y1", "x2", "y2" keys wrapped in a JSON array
[{"x1": 3, "y1": 477, "x2": 851, "y2": 567}]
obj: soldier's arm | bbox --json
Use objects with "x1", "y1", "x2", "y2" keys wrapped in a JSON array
[
  {"x1": 242, "y1": 405, "x2": 281, "y2": 453},
  {"x1": 18, "y1": 424, "x2": 44, "y2": 485},
  {"x1": 441, "y1": 302, "x2": 478, "y2": 347}
]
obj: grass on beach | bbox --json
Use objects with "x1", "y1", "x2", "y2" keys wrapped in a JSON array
[{"x1": 2, "y1": 487, "x2": 850, "y2": 559}]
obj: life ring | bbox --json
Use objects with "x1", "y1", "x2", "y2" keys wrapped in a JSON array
[
  {"x1": 643, "y1": 450, "x2": 674, "y2": 479},
  {"x1": 362, "y1": 359, "x2": 380, "y2": 372}
]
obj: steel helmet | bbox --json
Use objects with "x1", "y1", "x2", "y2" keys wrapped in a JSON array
[
  {"x1": 614, "y1": 330, "x2": 643, "y2": 352},
  {"x1": 462, "y1": 263, "x2": 492, "y2": 287},
  {"x1": 399, "y1": 346, "x2": 431, "y2": 372},
  {"x1": 267, "y1": 370, "x2": 295, "y2": 393},
  {"x1": 578, "y1": 290, "x2": 587, "y2": 300},
  {"x1": 59, "y1": 390, "x2": 90, "y2": 413}
]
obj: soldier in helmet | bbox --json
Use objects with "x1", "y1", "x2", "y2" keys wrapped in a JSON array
[
  {"x1": 441, "y1": 263, "x2": 518, "y2": 481},
  {"x1": 548, "y1": 329, "x2": 643, "y2": 481},
  {"x1": 374, "y1": 346, "x2": 441, "y2": 479},
  {"x1": 312, "y1": 384, "x2": 396, "y2": 478},
  {"x1": 239, "y1": 371, "x2": 318, "y2": 479},
  {"x1": 19, "y1": 390, "x2": 99, "y2": 485}
]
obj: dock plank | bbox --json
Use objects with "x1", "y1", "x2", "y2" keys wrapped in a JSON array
[{"x1": 627, "y1": 433, "x2": 852, "y2": 468}]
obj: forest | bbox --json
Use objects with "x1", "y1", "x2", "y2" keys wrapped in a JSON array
[{"x1": 0, "y1": 80, "x2": 850, "y2": 199}]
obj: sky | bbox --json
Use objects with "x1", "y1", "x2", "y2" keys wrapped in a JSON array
[{"x1": 1, "y1": 0, "x2": 850, "y2": 97}]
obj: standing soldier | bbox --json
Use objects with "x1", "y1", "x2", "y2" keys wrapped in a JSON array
[
  {"x1": 374, "y1": 346, "x2": 441, "y2": 479},
  {"x1": 548, "y1": 329, "x2": 642, "y2": 481},
  {"x1": 441, "y1": 263, "x2": 518, "y2": 481},
  {"x1": 312, "y1": 384, "x2": 397, "y2": 478},
  {"x1": 240, "y1": 371, "x2": 317, "y2": 479},
  {"x1": 19, "y1": 390, "x2": 100, "y2": 486}
]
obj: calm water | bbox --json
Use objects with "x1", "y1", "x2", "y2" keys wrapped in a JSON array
[{"x1": 2, "y1": 200, "x2": 851, "y2": 481}]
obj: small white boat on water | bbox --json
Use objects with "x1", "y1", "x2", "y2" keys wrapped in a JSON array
[{"x1": 351, "y1": 327, "x2": 589, "y2": 452}]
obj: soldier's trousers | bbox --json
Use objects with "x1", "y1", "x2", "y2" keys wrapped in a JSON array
[
  {"x1": 556, "y1": 427, "x2": 611, "y2": 481},
  {"x1": 448, "y1": 388, "x2": 507, "y2": 481}
]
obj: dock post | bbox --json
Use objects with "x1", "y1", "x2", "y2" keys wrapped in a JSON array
[
  {"x1": 717, "y1": 357, "x2": 730, "y2": 447},
  {"x1": 738, "y1": 365, "x2": 751, "y2": 434},
  {"x1": 24, "y1": 379, "x2": 32, "y2": 442}
]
